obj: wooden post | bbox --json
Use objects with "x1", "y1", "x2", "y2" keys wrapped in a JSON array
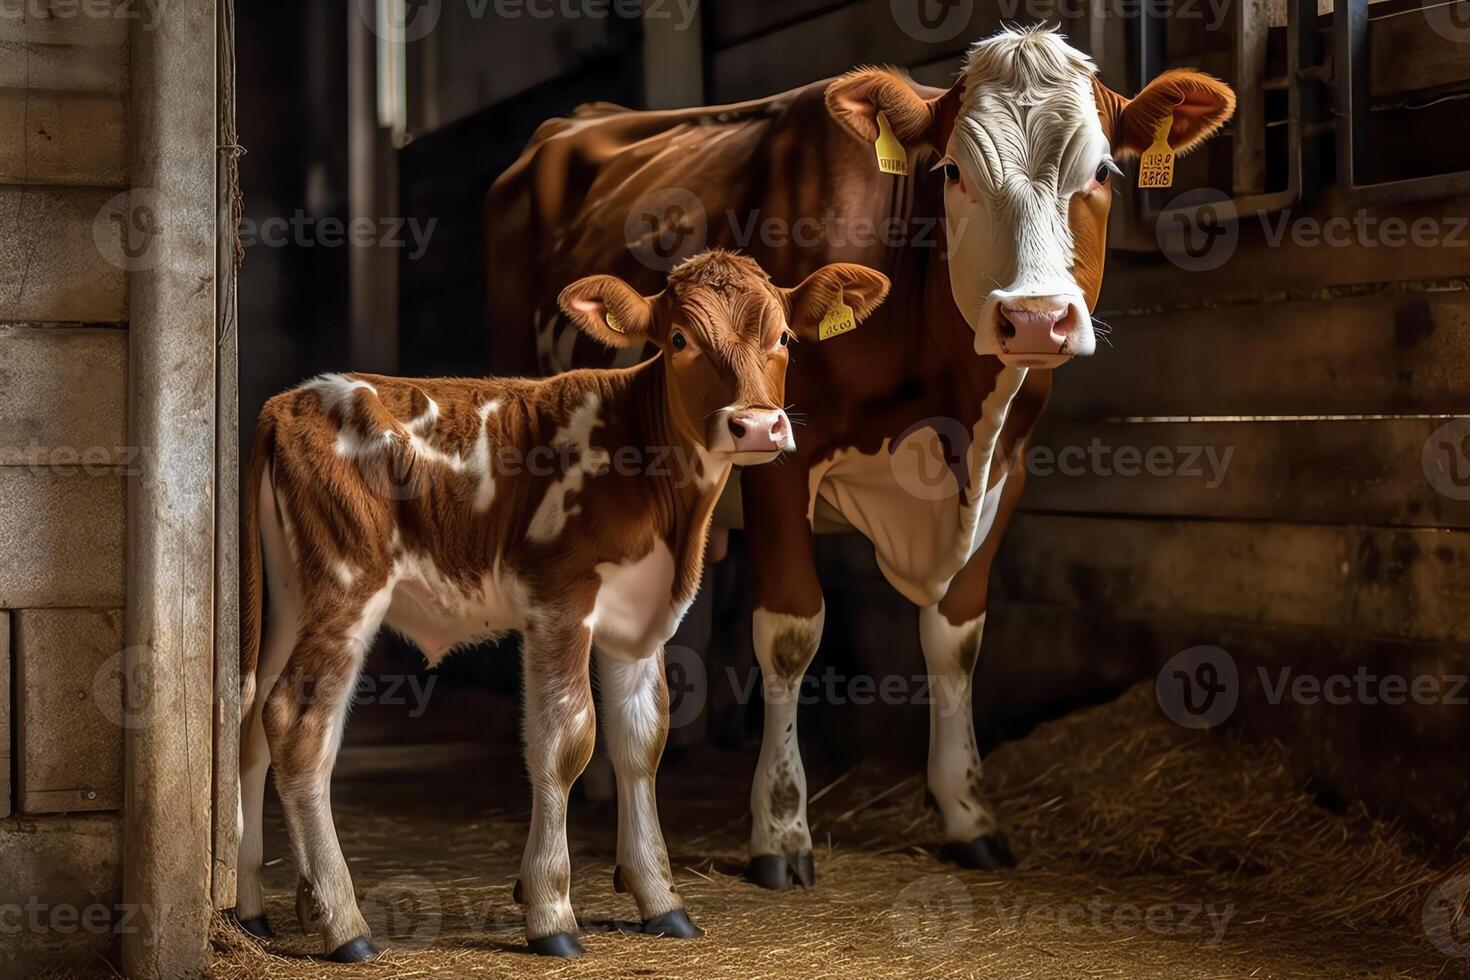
[
  {"x1": 642, "y1": 0, "x2": 703, "y2": 109},
  {"x1": 124, "y1": 0, "x2": 218, "y2": 975}
]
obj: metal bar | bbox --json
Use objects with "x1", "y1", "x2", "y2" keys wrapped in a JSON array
[{"x1": 1234, "y1": 0, "x2": 1270, "y2": 195}]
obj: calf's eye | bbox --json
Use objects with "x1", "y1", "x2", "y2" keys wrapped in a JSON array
[
  {"x1": 670, "y1": 330, "x2": 687, "y2": 351},
  {"x1": 943, "y1": 162, "x2": 961, "y2": 183},
  {"x1": 1094, "y1": 162, "x2": 1110, "y2": 185},
  {"x1": 778, "y1": 331, "x2": 790, "y2": 348}
]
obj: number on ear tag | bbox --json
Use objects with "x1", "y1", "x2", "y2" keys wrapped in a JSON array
[
  {"x1": 1137, "y1": 114, "x2": 1175, "y2": 189},
  {"x1": 818, "y1": 299, "x2": 857, "y2": 341},
  {"x1": 874, "y1": 111, "x2": 909, "y2": 176}
]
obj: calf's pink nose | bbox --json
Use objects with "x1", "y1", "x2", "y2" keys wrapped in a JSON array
[
  {"x1": 727, "y1": 410, "x2": 790, "y2": 454},
  {"x1": 999, "y1": 305, "x2": 1072, "y2": 354}
]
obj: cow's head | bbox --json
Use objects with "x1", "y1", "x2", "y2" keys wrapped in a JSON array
[
  {"x1": 826, "y1": 26, "x2": 1234, "y2": 368},
  {"x1": 558, "y1": 250, "x2": 889, "y2": 464}
]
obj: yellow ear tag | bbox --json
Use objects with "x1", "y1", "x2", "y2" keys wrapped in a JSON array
[
  {"x1": 1137, "y1": 114, "x2": 1175, "y2": 189},
  {"x1": 874, "y1": 111, "x2": 909, "y2": 176},
  {"x1": 604, "y1": 310, "x2": 623, "y2": 333},
  {"x1": 818, "y1": 298, "x2": 857, "y2": 341}
]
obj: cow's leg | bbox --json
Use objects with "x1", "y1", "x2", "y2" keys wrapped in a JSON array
[
  {"x1": 742, "y1": 466, "x2": 826, "y2": 890},
  {"x1": 596, "y1": 647, "x2": 702, "y2": 939},
  {"x1": 263, "y1": 596, "x2": 387, "y2": 963},
  {"x1": 518, "y1": 623, "x2": 597, "y2": 957}
]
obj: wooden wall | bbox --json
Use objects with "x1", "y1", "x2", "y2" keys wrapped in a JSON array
[{"x1": 0, "y1": 2, "x2": 129, "y2": 972}]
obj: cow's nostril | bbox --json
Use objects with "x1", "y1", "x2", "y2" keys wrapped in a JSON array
[
  {"x1": 728, "y1": 417, "x2": 748, "y2": 439},
  {"x1": 998, "y1": 318, "x2": 1017, "y2": 340}
]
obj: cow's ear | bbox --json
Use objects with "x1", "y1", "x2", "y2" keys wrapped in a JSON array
[
  {"x1": 1111, "y1": 69, "x2": 1235, "y2": 159},
  {"x1": 825, "y1": 68, "x2": 960, "y2": 152},
  {"x1": 558, "y1": 275, "x2": 658, "y2": 349},
  {"x1": 783, "y1": 263, "x2": 891, "y2": 341}
]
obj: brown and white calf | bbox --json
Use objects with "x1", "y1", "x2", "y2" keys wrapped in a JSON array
[
  {"x1": 487, "y1": 27, "x2": 1234, "y2": 888},
  {"x1": 233, "y1": 250, "x2": 890, "y2": 960}
]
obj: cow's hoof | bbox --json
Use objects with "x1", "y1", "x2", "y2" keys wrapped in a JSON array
[
  {"x1": 326, "y1": 936, "x2": 380, "y2": 963},
  {"x1": 642, "y1": 908, "x2": 704, "y2": 939},
  {"x1": 940, "y1": 832, "x2": 1016, "y2": 871},
  {"x1": 528, "y1": 931, "x2": 584, "y2": 958},
  {"x1": 744, "y1": 851, "x2": 816, "y2": 890},
  {"x1": 231, "y1": 912, "x2": 274, "y2": 940}
]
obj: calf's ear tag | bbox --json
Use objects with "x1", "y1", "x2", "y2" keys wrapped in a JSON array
[
  {"x1": 604, "y1": 310, "x2": 623, "y2": 333},
  {"x1": 874, "y1": 111, "x2": 909, "y2": 176},
  {"x1": 1137, "y1": 114, "x2": 1175, "y2": 189},
  {"x1": 818, "y1": 298, "x2": 857, "y2": 341}
]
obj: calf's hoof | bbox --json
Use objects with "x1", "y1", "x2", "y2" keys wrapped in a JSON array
[
  {"x1": 940, "y1": 832, "x2": 1016, "y2": 871},
  {"x1": 642, "y1": 908, "x2": 704, "y2": 939},
  {"x1": 744, "y1": 850, "x2": 816, "y2": 891},
  {"x1": 327, "y1": 936, "x2": 380, "y2": 963},
  {"x1": 231, "y1": 912, "x2": 274, "y2": 940},
  {"x1": 528, "y1": 931, "x2": 585, "y2": 958}
]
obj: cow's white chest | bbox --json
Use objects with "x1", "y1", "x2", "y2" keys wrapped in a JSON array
[
  {"x1": 589, "y1": 541, "x2": 687, "y2": 660},
  {"x1": 809, "y1": 368, "x2": 1025, "y2": 607},
  {"x1": 382, "y1": 552, "x2": 526, "y2": 664}
]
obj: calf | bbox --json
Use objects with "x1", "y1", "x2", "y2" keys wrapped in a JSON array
[{"x1": 232, "y1": 250, "x2": 889, "y2": 960}]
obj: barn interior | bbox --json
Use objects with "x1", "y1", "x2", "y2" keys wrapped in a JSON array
[
  {"x1": 2, "y1": 0, "x2": 1468, "y2": 978},
  {"x1": 217, "y1": 1, "x2": 1470, "y2": 976}
]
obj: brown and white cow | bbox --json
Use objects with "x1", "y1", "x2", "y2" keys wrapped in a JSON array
[
  {"x1": 233, "y1": 250, "x2": 891, "y2": 959},
  {"x1": 486, "y1": 27, "x2": 1234, "y2": 888}
]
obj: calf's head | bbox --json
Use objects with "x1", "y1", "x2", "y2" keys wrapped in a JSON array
[
  {"x1": 559, "y1": 250, "x2": 888, "y2": 464},
  {"x1": 827, "y1": 26, "x2": 1234, "y2": 368}
]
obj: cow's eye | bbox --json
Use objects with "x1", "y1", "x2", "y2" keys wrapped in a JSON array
[
  {"x1": 943, "y1": 162, "x2": 961, "y2": 183},
  {"x1": 1094, "y1": 162, "x2": 1110, "y2": 185},
  {"x1": 778, "y1": 330, "x2": 791, "y2": 348},
  {"x1": 670, "y1": 330, "x2": 687, "y2": 351}
]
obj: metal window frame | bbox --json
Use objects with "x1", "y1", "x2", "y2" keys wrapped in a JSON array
[{"x1": 1334, "y1": 0, "x2": 1470, "y2": 204}]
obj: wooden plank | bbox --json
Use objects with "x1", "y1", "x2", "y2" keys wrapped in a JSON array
[
  {"x1": 0, "y1": 814, "x2": 124, "y2": 975},
  {"x1": 709, "y1": 0, "x2": 1002, "y2": 102},
  {"x1": 0, "y1": 187, "x2": 127, "y2": 322},
  {"x1": 0, "y1": 612, "x2": 9, "y2": 819},
  {"x1": 1023, "y1": 418, "x2": 1470, "y2": 528},
  {"x1": 1050, "y1": 290, "x2": 1470, "y2": 420},
  {"x1": 1098, "y1": 189, "x2": 1470, "y2": 311},
  {"x1": 996, "y1": 515, "x2": 1470, "y2": 644},
  {"x1": 15, "y1": 608, "x2": 125, "y2": 813},
  {"x1": 0, "y1": 326, "x2": 127, "y2": 465},
  {"x1": 981, "y1": 601, "x2": 1470, "y2": 851},
  {"x1": 706, "y1": 0, "x2": 857, "y2": 48},
  {"x1": 0, "y1": 469, "x2": 125, "y2": 607}
]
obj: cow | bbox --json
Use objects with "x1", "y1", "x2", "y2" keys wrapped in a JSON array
[
  {"x1": 485, "y1": 26, "x2": 1235, "y2": 890},
  {"x1": 232, "y1": 250, "x2": 892, "y2": 959}
]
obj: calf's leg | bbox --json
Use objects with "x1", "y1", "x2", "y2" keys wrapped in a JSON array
[
  {"x1": 263, "y1": 597, "x2": 387, "y2": 962},
  {"x1": 596, "y1": 647, "x2": 701, "y2": 938},
  {"x1": 519, "y1": 624, "x2": 597, "y2": 956}
]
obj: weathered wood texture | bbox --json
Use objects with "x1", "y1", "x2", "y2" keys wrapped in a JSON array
[
  {"x1": 122, "y1": 0, "x2": 218, "y2": 973},
  {"x1": 0, "y1": 814, "x2": 124, "y2": 974},
  {"x1": 0, "y1": 0, "x2": 130, "y2": 187},
  {"x1": 0, "y1": 325, "x2": 127, "y2": 465},
  {"x1": 0, "y1": 468, "x2": 125, "y2": 606},
  {"x1": 0, "y1": 612, "x2": 9, "y2": 819},
  {"x1": 15, "y1": 609, "x2": 125, "y2": 813},
  {"x1": 0, "y1": 187, "x2": 128, "y2": 322}
]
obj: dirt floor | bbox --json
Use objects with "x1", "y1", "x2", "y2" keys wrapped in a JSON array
[{"x1": 188, "y1": 682, "x2": 1470, "y2": 979}]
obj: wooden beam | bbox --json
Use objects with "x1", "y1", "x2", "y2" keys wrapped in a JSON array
[
  {"x1": 642, "y1": 0, "x2": 704, "y2": 109},
  {"x1": 123, "y1": 0, "x2": 217, "y2": 974}
]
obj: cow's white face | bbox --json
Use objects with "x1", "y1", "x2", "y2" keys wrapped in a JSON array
[
  {"x1": 824, "y1": 27, "x2": 1236, "y2": 368},
  {"x1": 938, "y1": 34, "x2": 1113, "y2": 367}
]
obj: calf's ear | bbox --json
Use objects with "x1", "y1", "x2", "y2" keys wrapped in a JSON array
[
  {"x1": 825, "y1": 68, "x2": 961, "y2": 152},
  {"x1": 1107, "y1": 69, "x2": 1235, "y2": 159},
  {"x1": 558, "y1": 275, "x2": 659, "y2": 349},
  {"x1": 783, "y1": 263, "x2": 891, "y2": 341}
]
